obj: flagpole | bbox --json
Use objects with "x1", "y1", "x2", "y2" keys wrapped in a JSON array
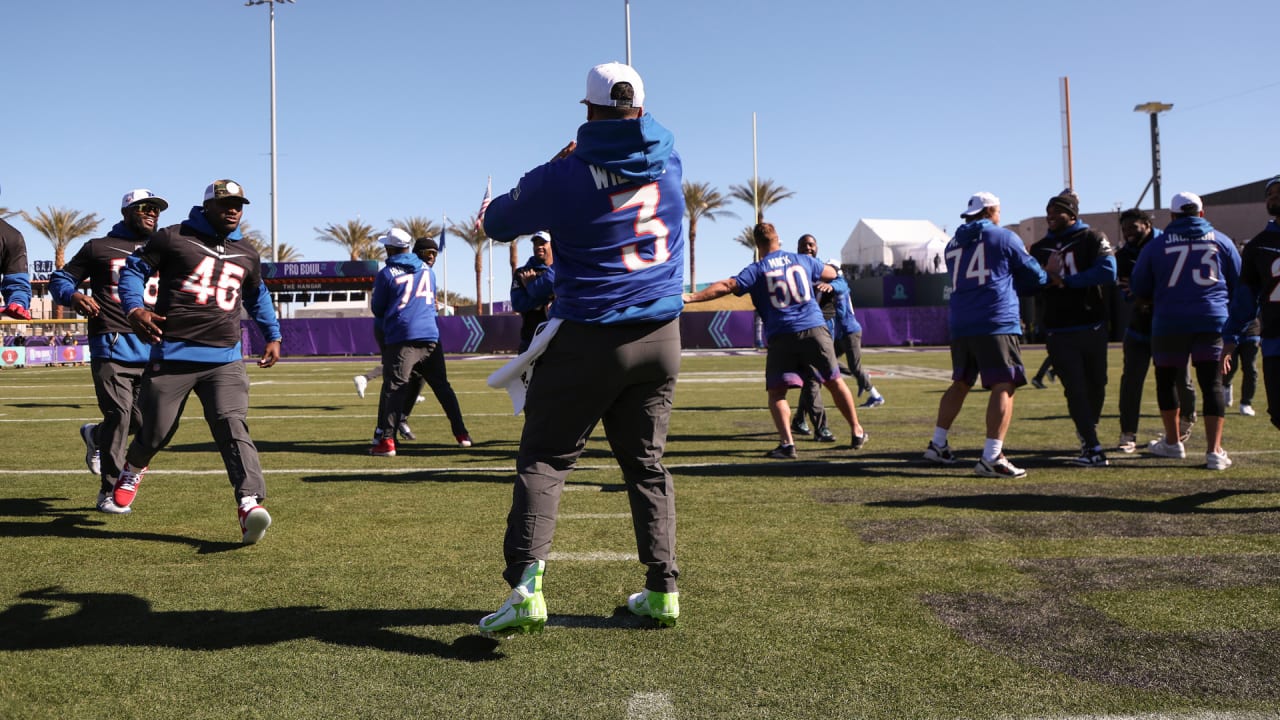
[
  {"x1": 624, "y1": 0, "x2": 632, "y2": 65},
  {"x1": 487, "y1": 239, "x2": 494, "y2": 316},
  {"x1": 441, "y1": 213, "x2": 449, "y2": 315}
]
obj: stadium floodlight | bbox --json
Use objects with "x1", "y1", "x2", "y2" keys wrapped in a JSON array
[
  {"x1": 243, "y1": 0, "x2": 296, "y2": 263},
  {"x1": 1134, "y1": 101, "x2": 1174, "y2": 210}
]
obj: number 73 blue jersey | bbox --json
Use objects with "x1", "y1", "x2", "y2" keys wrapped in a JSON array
[
  {"x1": 1130, "y1": 216, "x2": 1239, "y2": 335},
  {"x1": 945, "y1": 220, "x2": 1047, "y2": 338}
]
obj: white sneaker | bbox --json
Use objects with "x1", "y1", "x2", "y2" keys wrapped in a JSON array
[
  {"x1": 1241, "y1": 404, "x2": 1256, "y2": 417},
  {"x1": 416, "y1": 395, "x2": 425, "y2": 404},
  {"x1": 923, "y1": 441, "x2": 957, "y2": 465},
  {"x1": 81, "y1": 423, "x2": 100, "y2": 476},
  {"x1": 239, "y1": 500, "x2": 272, "y2": 544},
  {"x1": 353, "y1": 375, "x2": 368, "y2": 399},
  {"x1": 1117, "y1": 432, "x2": 1137, "y2": 454},
  {"x1": 1146, "y1": 438, "x2": 1186, "y2": 459},
  {"x1": 974, "y1": 455, "x2": 1026, "y2": 478},
  {"x1": 1206, "y1": 449, "x2": 1232, "y2": 471},
  {"x1": 95, "y1": 491, "x2": 131, "y2": 515}
]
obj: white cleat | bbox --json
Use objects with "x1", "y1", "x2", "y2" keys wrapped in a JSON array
[{"x1": 353, "y1": 375, "x2": 368, "y2": 399}]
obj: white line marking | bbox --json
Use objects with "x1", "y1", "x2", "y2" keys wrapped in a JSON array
[
  {"x1": 1025, "y1": 714, "x2": 1278, "y2": 720},
  {"x1": 626, "y1": 692, "x2": 675, "y2": 720},
  {"x1": 548, "y1": 551, "x2": 634, "y2": 562},
  {"x1": 560, "y1": 513, "x2": 631, "y2": 520}
]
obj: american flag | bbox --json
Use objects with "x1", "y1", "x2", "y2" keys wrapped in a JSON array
[{"x1": 475, "y1": 176, "x2": 492, "y2": 235}]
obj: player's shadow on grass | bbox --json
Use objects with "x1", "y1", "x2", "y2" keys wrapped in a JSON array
[
  {"x1": 0, "y1": 586, "x2": 502, "y2": 661},
  {"x1": 0, "y1": 497, "x2": 242, "y2": 554},
  {"x1": 6, "y1": 402, "x2": 91, "y2": 410},
  {"x1": 867, "y1": 488, "x2": 1280, "y2": 515}
]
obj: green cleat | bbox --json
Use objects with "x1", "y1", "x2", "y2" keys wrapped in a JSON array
[
  {"x1": 627, "y1": 589, "x2": 679, "y2": 628},
  {"x1": 479, "y1": 560, "x2": 547, "y2": 637}
]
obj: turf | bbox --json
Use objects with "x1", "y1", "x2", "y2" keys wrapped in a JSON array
[{"x1": 1, "y1": 346, "x2": 1278, "y2": 719}]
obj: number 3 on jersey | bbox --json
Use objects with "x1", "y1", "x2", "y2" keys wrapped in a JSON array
[
  {"x1": 613, "y1": 183, "x2": 671, "y2": 271},
  {"x1": 947, "y1": 244, "x2": 991, "y2": 287},
  {"x1": 181, "y1": 256, "x2": 246, "y2": 311}
]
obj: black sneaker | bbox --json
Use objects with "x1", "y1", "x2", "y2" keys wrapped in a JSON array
[
  {"x1": 1030, "y1": 377, "x2": 1047, "y2": 390},
  {"x1": 850, "y1": 432, "x2": 870, "y2": 451},
  {"x1": 815, "y1": 427, "x2": 836, "y2": 443},
  {"x1": 766, "y1": 443, "x2": 798, "y2": 459},
  {"x1": 791, "y1": 421, "x2": 812, "y2": 437},
  {"x1": 1071, "y1": 448, "x2": 1109, "y2": 467}
]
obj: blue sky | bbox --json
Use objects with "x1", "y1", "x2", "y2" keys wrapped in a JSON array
[{"x1": 3, "y1": 0, "x2": 1276, "y2": 301}]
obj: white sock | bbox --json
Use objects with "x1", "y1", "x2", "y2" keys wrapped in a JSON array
[
  {"x1": 932, "y1": 427, "x2": 948, "y2": 447},
  {"x1": 239, "y1": 496, "x2": 260, "y2": 511},
  {"x1": 870, "y1": 387, "x2": 882, "y2": 399},
  {"x1": 983, "y1": 439, "x2": 1003, "y2": 463}
]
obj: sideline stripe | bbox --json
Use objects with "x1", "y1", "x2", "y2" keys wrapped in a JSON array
[
  {"x1": 560, "y1": 513, "x2": 631, "y2": 520},
  {"x1": 0, "y1": 408, "x2": 769, "y2": 423},
  {"x1": 548, "y1": 551, "x2": 633, "y2": 562},
  {"x1": 626, "y1": 692, "x2": 676, "y2": 720},
  {"x1": 1028, "y1": 714, "x2": 1277, "y2": 720}
]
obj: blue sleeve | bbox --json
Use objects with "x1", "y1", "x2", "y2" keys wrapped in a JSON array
[
  {"x1": 244, "y1": 280, "x2": 282, "y2": 342},
  {"x1": 118, "y1": 254, "x2": 153, "y2": 314},
  {"x1": 1129, "y1": 245, "x2": 1153, "y2": 300},
  {"x1": 483, "y1": 163, "x2": 556, "y2": 243},
  {"x1": 49, "y1": 241, "x2": 93, "y2": 306},
  {"x1": 1063, "y1": 254, "x2": 1117, "y2": 289},
  {"x1": 522, "y1": 267, "x2": 555, "y2": 308},
  {"x1": 732, "y1": 264, "x2": 758, "y2": 296},
  {"x1": 1011, "y1": 243, "x2": 1048, "y2": 296},
  {"x1": 370, "y1": 271, "x2": 391, "y2": 318},
  {"x1": 1223, "y1": 281, "x2": 1260, "y2": 343},
  {"x1": 1221, "y1": 236, "x2": 1242, "y2": 299},
  {"x1": 1, "y1": 272, "x2": 30, "y2": 309}
]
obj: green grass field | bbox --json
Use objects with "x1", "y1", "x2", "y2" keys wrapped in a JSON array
[{"x1": 2, "y1": 347, "x2": 1278, "y2": 719}]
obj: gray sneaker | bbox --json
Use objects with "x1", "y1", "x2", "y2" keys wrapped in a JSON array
[
  {"x1": 397, "y1": 420, "x2": 415, "y2": 441},
  {"x1": 95, "y1": 491, "x2": 131, "y2": 515},
  {"x1": 923, "y1": 441, "x2": 957, "y2": 465},
  {"x1": 1146, "y1": 438, "x2": 1186, "y2": 459},
  {"x1": 81, "y1": 423, "x2": 100, "y2": 476},
  {"x1": 766, "y1": 443, "x2": 798, "y2": 459}
]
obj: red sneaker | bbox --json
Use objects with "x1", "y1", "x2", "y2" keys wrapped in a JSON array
[
  {"x1": 112, "y1": 464, "x2": 148, "y2": 508},
  {"x1": 370, "y1": 437, "x2": 396, "y2": 457}
]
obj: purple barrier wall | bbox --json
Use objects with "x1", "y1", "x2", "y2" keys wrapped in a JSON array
[{"x1": 243, "y1": 307, "x2": 952, "y2": 356}]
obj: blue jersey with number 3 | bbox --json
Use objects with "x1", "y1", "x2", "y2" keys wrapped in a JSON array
[
  {"x1": 483, "y1": 113, "x2": 684, "y2": 324},
  {"x1": 733, "y1": 251, "x2": 826, "y2": 340}
]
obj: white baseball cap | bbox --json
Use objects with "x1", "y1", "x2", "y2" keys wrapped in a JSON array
[
  {"x1": 961, "y1": 192, "x2": 1000, "y2": 218},
  {"x1": 582, "y1": 62, "x2": 645, "y2": 108},
  {"x1": 1169, "y1": 191, "x2": 1203, "y2": 214},
  {"x1": 378, "y1": 228, "x2": 413, "y2": 248},
  {"x1": 121, "y1": 188, "x2": 169, "y2": 211},
  {"x1": 530, "y1": 231, "x2": 551, "y2": 244}
]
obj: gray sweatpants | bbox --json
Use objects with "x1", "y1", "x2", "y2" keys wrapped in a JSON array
[
  {"x1": 377, "y1": 342, "x2": 437, "y2": 436},
  {"x1": 90, "y1": 358, "x2": 145, "y2": 493},
  {"x1": 125, "y1": 360, "x2": 266, "y2": 502},
  {"x1": 502, "y1": 319, "x2": 681, "y2": 594}
]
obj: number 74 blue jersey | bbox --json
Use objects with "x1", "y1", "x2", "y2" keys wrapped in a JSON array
[{"x1": 945, "y1": 219, "x2": 1047, "y2": 338}]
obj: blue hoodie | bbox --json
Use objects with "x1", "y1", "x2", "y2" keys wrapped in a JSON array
[
  {"x1": 1131, "y1": 216, "x2": 1239, "y2": 336},
  {"x1": 945, "y1": 220, "x2": 1047, "y2": 337},
  {"x1": 830, "y1": 275, "x2": 862, "y2": 338},
  {"x1": 370, "y1": 250, "x2": 439, "y2": 345},
  {"x1": 483, "y1": 113, "x2": 684, "y2": 324}
]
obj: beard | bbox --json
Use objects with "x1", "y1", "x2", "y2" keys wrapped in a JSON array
[{"x1": 1268, "y1": 200, "x2": 1280, "y2": 218}]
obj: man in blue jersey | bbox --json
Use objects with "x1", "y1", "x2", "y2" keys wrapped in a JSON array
[
  {"x1": 510, "y1": 230, "x2": 555, "y2": 353},
  {"x1": 0, "y1": 210, "x2": 31, "y2": 321},
  {"x1": 368, "y1": 228, "x2": 441, "y2": 458},
  {"x1": 49, "y1": 189, "x2": 168, "y2": 513},
  {"x1": 1223, "y1": 176, "x2": 1280, "y2": 430},
  {"x1": 478, "y1": 62, "x2": 684, "y2": 635},
  {"x1": 1029, "y1": 190, "x2": 1117, "y2": 467},
  {"x1": 111, "y1": 179, "x2": 282, "y2": 543},
  {"x1": 925, "y1": 192, "x2": 1047, "y2": 478},
  {"x1": 1131, "y1": 191, "x2": 1240, "y2": 470},
  {"x1": 1115, "y1": 208, "x2": 1197, "y2": 452},
  {"x1": 685, "y1": 222, "x2": 867, "y2": 459}
]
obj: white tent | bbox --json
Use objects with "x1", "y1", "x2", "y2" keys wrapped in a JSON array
[{"x1": 840, "y1": 219, "x2": 950, "y2": 273}]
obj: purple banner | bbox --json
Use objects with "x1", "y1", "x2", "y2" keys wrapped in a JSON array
[
  {"x1": 262, "y1": 261, "x2": 379, "y2": 280},
  {"x1": 241, "y1": 307, "x2": 954, "y2": 356}
]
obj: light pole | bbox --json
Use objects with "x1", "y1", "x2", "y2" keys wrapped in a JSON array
[
  {"x1": 244, "y1": 0, "x2": 294, "y2": 263},
  {"x1": 1134, "y1": 101, "x2": 1173, "y2": 210}
]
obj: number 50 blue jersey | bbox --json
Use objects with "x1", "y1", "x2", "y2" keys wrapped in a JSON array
[{"x1": 945, "y1": 219, "x2": 1047, "y2": 338}]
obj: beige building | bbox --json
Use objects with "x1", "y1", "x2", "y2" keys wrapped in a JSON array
[{"x1": 1007, "y1": 177, "x2": 1273, "y2": 249}]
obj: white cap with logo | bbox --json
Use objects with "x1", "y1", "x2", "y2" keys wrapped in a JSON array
[
  {"x1": 378, "y1": 228, "x2": 413, "y2": 248},
  {"x1": 121, "y1": 189, "x2": 169, "y2": 211},
  {"x1": 961, "y1": 192, "x2": 1000, "y2": 218}
]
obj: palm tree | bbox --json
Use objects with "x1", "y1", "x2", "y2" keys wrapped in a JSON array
[
  {"x1": 728, "y1": 178, "x2": 796, "y2": 224},
  {"x1": 315, "y1": 219, "x2": 378, "y2": 261},
  {"x1": 24, "y1": 206, "x2": 103, "y2": 319},
  {"x1": 683, "y1": 181, "x2": 735, "y2": 291},
  {"x1": 733, "y1": 225, "x2": 758, "y2": 259},
  {"x1": 388, "y1": 216, "x2": 440, "y2": 242},
  {"x1": 240, "y1": 221, "x2": 302, "y2": 261},
  {"x1": 24, "y1": 207, "x2": 102, "y2": 270},
  {"x1": 447, "y1": 213, "x2": 489, "y2": 315},
  {"x1": 0, "y1": 207, "x2": 20, "y2": 220}
]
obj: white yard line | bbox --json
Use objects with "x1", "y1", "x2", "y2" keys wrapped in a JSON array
[
  {"x1": 626, "y1": 692, "x2": 676, "y2": 720},
  {"x1": 547, "y1": 551, "x2": 634, "y2": 562}
]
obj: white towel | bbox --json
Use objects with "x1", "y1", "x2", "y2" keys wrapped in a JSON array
[{"x1": 486, "y1": 318, "x2": 564, "y2": 415}]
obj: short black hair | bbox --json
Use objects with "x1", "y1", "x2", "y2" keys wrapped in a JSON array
[
  {"x1": 1118, "y1": 208, "x2": 1151, "y2": 225},
  {"x1": 590, "y1": 82, "x2": 640, "y2": 120}
]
